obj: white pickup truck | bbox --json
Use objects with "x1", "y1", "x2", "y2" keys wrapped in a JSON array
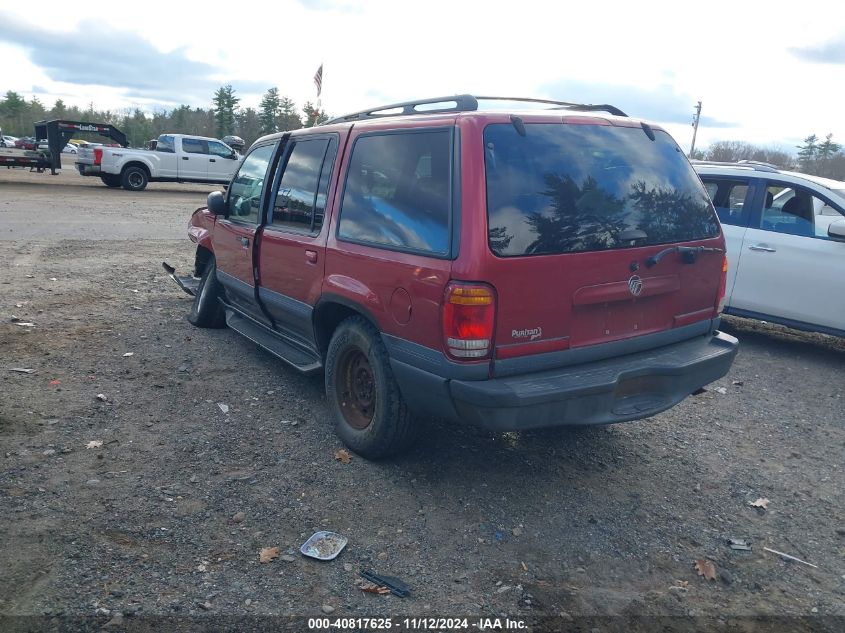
[{"x1": 76, "y1": 134, "x2": 242, "y2": 191}]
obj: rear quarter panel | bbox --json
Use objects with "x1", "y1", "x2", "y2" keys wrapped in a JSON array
[{"x1": 323, "y1": 119, "x2": 454, "y2": 350}]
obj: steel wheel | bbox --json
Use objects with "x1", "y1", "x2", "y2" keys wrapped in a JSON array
[{"x1": 336, "y1": 348, "x2": 375, "y2": 430}]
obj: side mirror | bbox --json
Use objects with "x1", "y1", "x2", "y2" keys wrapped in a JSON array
[
  {"x1": 828, "y1": 218, "x2": 845, "y2": 241},
  {"x1": 207, "y1": 191, "x2": 226, "y2": 215}
]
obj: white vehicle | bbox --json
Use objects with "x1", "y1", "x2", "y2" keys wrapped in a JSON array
[
  {"x1": 63, "y1": 143, "x2": 77, "y2": 154},
  {"x1": 76, "y1": 133, "x2": 242, "y2": 191},
  {"x1": 694, "y1": 161, "x2": 845, "y2": 337},
  {"x1": 1, "y1": 134, "x2": 19, "y2": 148}
]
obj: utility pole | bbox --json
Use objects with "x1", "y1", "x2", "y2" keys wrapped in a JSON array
[{"x1": 689, "y1": 101, "x2": 702, "y2": 158}]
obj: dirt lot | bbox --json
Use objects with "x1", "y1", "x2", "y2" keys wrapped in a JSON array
[{"x1": 1, "y1": 164, "x2": 844, "y2": 631}]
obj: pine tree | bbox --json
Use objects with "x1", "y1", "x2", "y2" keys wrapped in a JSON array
[
  {"x1": 302, "y1": 101, "x2": 328, "y2": 128},
  {"x1": 212, "y1": 85, "x2": 240, "y2": 138},
  {"x1": 51, "y1": 99, "x2": 67, "y2": 119},
  {"x1": 258, "y1": 88, "x2": 280, "y2": 135},
  {"x1": 1, "y1": 91, "x2": 27, "y2": 133},
  {"x1": 796, "y1": 134, "x2": 818, "y2": 171},
  {"x1": 816, "y1": 133, "x2": 841, "y2": 161},
  {"x1": 277, "y1": 97, "x2": 302, "y2": 131}
]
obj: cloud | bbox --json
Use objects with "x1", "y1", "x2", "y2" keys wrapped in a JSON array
[
  {"x1": 0, "y1": 12, "x2": 266, "y2": 105},
  {"x1": 540, "y1": 79, "x2": 734, "y2": 129},
  {"x1": 296, "y1": 0, "x2": 362, "y2": 12},
  {"x1": 789, "y1": 37, "x2": 845, "y2": 64}
]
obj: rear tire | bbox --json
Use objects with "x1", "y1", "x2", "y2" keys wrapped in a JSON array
[
  {"x1": 100, "y1": 174, "x2": 122, "y2": 188},
  {"x1": 325, "y1": 316, "x2": 417, "y2": 459},
  {"x1": 188, "y1": 256, "x2": 225, "y2": 328},
  {"x1": 121, "y1": 165, "x2": 148, "y2": 191}
]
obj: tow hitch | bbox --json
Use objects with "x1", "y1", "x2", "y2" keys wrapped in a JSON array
[{"x1": 162, "y1": 261, "x2": 198, "y2": 297}]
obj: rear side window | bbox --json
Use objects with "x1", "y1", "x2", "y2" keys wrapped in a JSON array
[
  {"x1": 271, "y1": 137, "x2": 335, "y2": 233},
  {"x1": 702, "y1": 178, "x2": 751, "y2": 227},
  {"x1": 338, "y1": 130, "x2": 451, "y2": 255},
  {"x1": 182, "y1": 138, "x2": 206, "y2": 154},
  {"x1": 484, "y1": 123, "x2": 719, "y2": 256}
]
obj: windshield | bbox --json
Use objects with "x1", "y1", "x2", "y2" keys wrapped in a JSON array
[{"x1": 484, "y1": 123, "x2": 720, "y2": 257}]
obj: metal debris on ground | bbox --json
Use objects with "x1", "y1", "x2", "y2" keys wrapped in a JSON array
[
  {"x1": 763, "y1": 547, "x2": 818, "y2": 568},
  {"x1": 749, "y1": 498, "x2": 770, "y2": 509},
  {"x1": 9, "y1": 368, "x2": 35, "y2": 373},
  {"x1": 728, "y1": 538, "x2": 753, "y2": 551},
  {"x1": 359, "y1": 570, "x2": 410, "y2": 598},
  {"x1": 217, "y1": 403, "x2": 229, "y2": 414}
]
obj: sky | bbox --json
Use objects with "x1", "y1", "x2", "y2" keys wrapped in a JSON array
[{"x1": 1, "y1": 0, "x2": 844, "y2": 152}]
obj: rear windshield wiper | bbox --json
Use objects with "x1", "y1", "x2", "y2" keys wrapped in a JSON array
[{"x1": 645, "y1": 245, "x2": 724, "y2": 268}]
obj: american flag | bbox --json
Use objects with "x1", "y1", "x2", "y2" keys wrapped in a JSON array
[{"x1": 314, "y1": 64, "x2": 323, "y2": 97}]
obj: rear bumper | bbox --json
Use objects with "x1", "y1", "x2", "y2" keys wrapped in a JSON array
[
  {"x1": 76, "y1": 163, "x2": 100, "y2": 176},
  {"x1": 390, "y1": 331, "x2": 738, "y2": 431}
]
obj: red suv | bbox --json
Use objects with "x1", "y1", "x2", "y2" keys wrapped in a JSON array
[{"x1": 167, "y1": 95, "x2": 738, "y2": 459}]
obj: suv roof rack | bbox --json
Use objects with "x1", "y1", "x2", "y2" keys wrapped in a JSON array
[
  {"x1": 322, "y1": 94, "x2": 627, "y2": 125},
  {"x1": 691, "y1": 159, "x2": 780, "y2": 173}
]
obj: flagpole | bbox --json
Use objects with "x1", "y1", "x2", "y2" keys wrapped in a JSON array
[{"x1": 313, "y1": 62, "x2": 324, "y2": 125}]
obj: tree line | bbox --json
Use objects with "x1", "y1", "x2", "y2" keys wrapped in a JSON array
[
  {"x1": 692, "y1": 133, "x2": 845, "y2": 180},
  {"x1": 0, "y1": 86, "x2": 328, "y2": 148}
]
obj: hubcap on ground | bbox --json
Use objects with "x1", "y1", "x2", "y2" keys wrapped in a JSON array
[{"x1": 337, "y1": 348, "x2": 375, "y2": 430}]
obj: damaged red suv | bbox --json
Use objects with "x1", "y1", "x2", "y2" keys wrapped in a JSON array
[{"x1": 166, "y1": 95, "x2": 738, "y2": 459}]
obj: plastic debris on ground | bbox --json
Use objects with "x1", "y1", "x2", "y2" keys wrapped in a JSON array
[{"x1": 359, "y1": 570, "x2": 410, "y2": 598}]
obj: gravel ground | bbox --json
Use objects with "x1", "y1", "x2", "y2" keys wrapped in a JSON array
[{"x1": 1, "y1": 165, "x2": 844, "y2": 632}]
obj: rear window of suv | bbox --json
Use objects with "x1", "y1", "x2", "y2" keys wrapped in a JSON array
[{"x1": 484, "y1": 123, "x2": 719, "y2": 257}]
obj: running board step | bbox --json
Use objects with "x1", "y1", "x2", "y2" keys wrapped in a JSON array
[
  {"x1": 225, "y1": 309, "x2": 322, "y2": 374},
  {"x1": 162, "y1": 261, "x2": 198, "y2": 296}
]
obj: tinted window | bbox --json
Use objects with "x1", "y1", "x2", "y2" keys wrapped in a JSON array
[
  {"x1": 226, "y1": 144, "x2": 274, "y2": 224},
  {"x1": 182, "y1": 138, "x2": 206, "y2": 154},
  {"x1": 702, "y1": 178, "x2": 751, "y2": 226},
  {"x1": 484, "y1": 124, "x2": 719, "y2": 256},
  {"x1": 272, "y1": 138, "x2": 330, "y2": 232},
  {"x1": 314, "y1": 138, "x2": 338, "y2": 232},
  {"x1": 338, "y1": 131, "x2": 451, "y2": 254}
]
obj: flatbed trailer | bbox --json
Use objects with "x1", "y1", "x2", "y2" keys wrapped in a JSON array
[{"x1": 0, "y1": 120, "x2": 127, "y2": 174}]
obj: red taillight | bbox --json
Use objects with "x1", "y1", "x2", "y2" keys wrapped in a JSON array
[
  {"x1": 93, "y1": 147, "x2": 103, "y2": 166},
  {"x1": 442, "y1": 282, "x2": 496, "y2": 360},
  {"x1": 716, "y1": 255, "x2": 728, "y2": 312}
]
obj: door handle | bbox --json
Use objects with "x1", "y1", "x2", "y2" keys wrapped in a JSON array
[
  {"x1": 209, "y1": 158, "x2": 216, "y2": 162},
  {"x1": 748, "y1": 244, "x2": 776, "y2": 252},
  {"x1": 182, "y1": 156, "x2": 189, "y2": 160},
  {"x1": 240, "y1": 236, "x2": 249, "y2": 248},
  {"x1": 305, "y1": 250, "x2": 318, "y2": 264}
]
